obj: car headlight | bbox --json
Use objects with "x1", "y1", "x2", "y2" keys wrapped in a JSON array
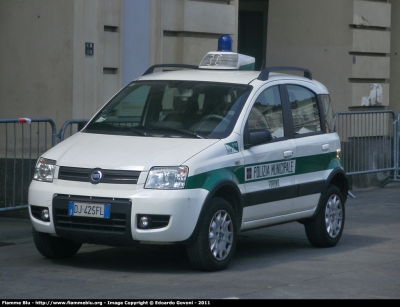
[
  {"x1": 33, "y1": 157, "x2": 56, "y2": 182},
  {"x1": 145, "y1": 166, "x2": 188, "y2": 189}
]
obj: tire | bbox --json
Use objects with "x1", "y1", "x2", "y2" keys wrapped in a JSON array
[
  {"x1": 304, "y1": 185, "x2": 345, "y2": 248},
  {"x1": 186, "y1": 197, "x2": 237, "y2": 271},
  {"x1": 32, "y1": 228, "x2": 82, "y2": 259}
]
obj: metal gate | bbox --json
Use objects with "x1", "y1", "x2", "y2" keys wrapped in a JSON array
[
  {"x1": 58, "y1": 119, "x2": 88, "y2": 142},
  {"x1": 0, "y1": 118, "x2": 56, "y2": 212},
  {"x1": 333, "y1": 110, "x2": 396, "y2": 175},
  {"x1": 2, "y1": 112, "x2": 400, "y2": 211},
  {"x1": 333, "y1": 110, "x2": 400, "y2": 191}
]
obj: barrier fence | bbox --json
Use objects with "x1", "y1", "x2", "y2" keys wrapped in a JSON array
[
  {"x1": 333, "y1": 110, "x2": 397, "y2": 176},
  {"x1": 58, "y1": 119, "x2": 89, "y2": 142},
  {"x1": 1, "y1": 112, "x2": 400, "y2": 211},
  {"x1": 0, "y1": 118, "x2": 56, "y2": 212}
]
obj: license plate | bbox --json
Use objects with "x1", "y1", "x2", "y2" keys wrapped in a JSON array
[{"x1": 68, "y1": 201, "x2": 110, "y2": 219}]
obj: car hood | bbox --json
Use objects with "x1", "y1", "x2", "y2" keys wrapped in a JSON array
[{"x1": 43, "y1": 132, "x2": 219, "y2": 171}]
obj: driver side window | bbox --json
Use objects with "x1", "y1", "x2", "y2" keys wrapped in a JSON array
[{"x1": 247, "y1": 86, "x2": 284, "y2": 138}]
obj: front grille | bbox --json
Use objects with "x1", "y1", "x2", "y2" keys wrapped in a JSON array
[
  {"x1": 58, "y1": 166, "x2": 140, "y2": 184},
  {"x1": 53, "y1": 194, "x2": 135, "y2": 246}
]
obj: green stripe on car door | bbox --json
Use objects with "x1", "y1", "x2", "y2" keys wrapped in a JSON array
[{"x1": 185, "y1": 152, "x2": 341, "y2": 190}]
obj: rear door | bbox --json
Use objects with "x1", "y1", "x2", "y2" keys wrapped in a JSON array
[{"x1": 285, "y1": 83, "x2": 332, "y2": 213}]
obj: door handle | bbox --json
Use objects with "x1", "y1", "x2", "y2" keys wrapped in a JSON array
[
  {"x1": 283, "y1": 150, "x2": 293, "y2": 158},
  {"x1": 322, "y1": 144, "x2": 329, "y2": 151}
]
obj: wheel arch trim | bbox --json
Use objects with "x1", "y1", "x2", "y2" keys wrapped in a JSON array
[
  {"x1": 183, "y1": 179, "x2": 243, "y2": 244},
  {"x1": 311, "y1": 167, "x2": 348, "y2": 220}
]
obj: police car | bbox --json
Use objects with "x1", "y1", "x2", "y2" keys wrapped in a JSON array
[{"x1": 29, "y1": 35, "x2": 348, "y2": 271}]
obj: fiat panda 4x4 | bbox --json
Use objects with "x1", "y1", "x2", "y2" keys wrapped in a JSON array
[{"x1": 29, "y1": 35, "x2": 348, "y2": 271}]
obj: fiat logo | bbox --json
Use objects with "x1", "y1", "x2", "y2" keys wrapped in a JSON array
[{"x1": 90, "y1": 169, "x2": 103, "y2": 184}]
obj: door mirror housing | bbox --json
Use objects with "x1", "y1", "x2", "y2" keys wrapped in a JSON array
[{"x1": 245, "y1": 129, "x2": 273, "y2": 149}]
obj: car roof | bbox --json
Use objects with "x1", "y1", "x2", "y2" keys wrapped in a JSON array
[
  {"x1": 135, "y1": 68, "x2": 329, "y2": 94},
  {"x1": 136, "y1": 69, "x2": 260, "y2": 84}
]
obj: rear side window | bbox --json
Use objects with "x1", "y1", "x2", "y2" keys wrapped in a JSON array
[{"x1": 287, "y1": 85, "x2": 321, "y2": 135}]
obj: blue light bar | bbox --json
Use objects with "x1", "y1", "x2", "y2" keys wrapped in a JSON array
[
  {"x1": 217, "y1": 35, "x2": 232, "y2": 52},
  {"x1": 199, "y1": 34, "x2": 255, "y2": 70}
]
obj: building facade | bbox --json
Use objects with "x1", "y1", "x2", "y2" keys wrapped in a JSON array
[{"x1": 0, "y1": 0, "x2": 397, "y2": 127}]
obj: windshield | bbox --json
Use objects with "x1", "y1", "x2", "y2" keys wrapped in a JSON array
[{"x1": 84, "y1": 80, "x2": 252, "y2": 139}]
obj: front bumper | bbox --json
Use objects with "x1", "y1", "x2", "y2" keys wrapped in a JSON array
[{"x1": 29, "y1": 179, "x2": 208, "y2": 245}]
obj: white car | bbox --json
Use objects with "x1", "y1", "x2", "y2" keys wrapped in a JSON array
[{"x1": 29, "y1": 36, "x2": 348, "y2": 271}]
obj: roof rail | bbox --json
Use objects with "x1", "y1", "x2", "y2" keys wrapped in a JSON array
[
  {"x1": 142, "y1": 64, "x2": 199, "y2": 76},
  {"x1": 257, "y1": 66, "x2": 312, "y2": 81}
]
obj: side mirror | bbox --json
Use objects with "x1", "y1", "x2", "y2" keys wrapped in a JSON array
[{"x1": 245, "y1": 129, "x2": 272, "y2": 149}]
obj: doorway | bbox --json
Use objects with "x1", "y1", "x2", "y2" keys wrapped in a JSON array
[{"x1": 238, "y1": 1, "x2": 269, "y2": 71}]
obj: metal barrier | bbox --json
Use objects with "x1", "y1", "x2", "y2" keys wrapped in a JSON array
[
  {"x1": 2, "y1": 111, "x2": 400, "y2": 211},
  {"x1": 0, "y1": 118, "x2": 56, "y2": 212},
  {"x1": 333, "y1": 111, "x2": 396, "y2": 175},
  {"x1": 379, "y1": 112, "x2": 400, "y2": 187},
  {"x1": 333, "y1": 110, "x2": 400, "y2": 196},
  {"x1": 58, "y1": 119, "x2": 88, "y2": 142}
]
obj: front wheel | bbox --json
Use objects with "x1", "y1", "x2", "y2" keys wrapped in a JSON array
[
  {"x1": 304, "y1": 185, "x2": 345, "y2": 247},
  {"x1": 32, "y1": 228, "x2": 82, "y2": 259},
  {"x1": 186, "y1": 197, "x2": 237, "y2": 271}
]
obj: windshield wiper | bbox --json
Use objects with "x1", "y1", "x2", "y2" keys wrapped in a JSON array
[
  {"x1": 85, "y1": 122, "x2": 118, "y2": 131},
  {"x1": 146, "y1": 126, "x2": 205, "y2": 139},
  {"x1": 124, "y1": 126, "x2": 151, "y2": 136}
]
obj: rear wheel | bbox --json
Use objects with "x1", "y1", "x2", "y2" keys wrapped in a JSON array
[
  {"x1": 186, "y1": 197, "x2": 237, "y2": 271},
  {"x1": 32, "y1": 228, "x2": 82, "y2": 259},
  {"x1": 304, "y1": 185, "x2": 345, "y2": 247}
]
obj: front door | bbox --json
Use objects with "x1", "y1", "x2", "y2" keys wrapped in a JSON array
[{"x1": 241, "y1": 84, "x2": 297, "y2": 229}]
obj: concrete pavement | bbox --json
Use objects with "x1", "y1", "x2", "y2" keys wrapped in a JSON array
[{"x1": 0, "y1": 183, "x2": 400, "y2": 299}]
